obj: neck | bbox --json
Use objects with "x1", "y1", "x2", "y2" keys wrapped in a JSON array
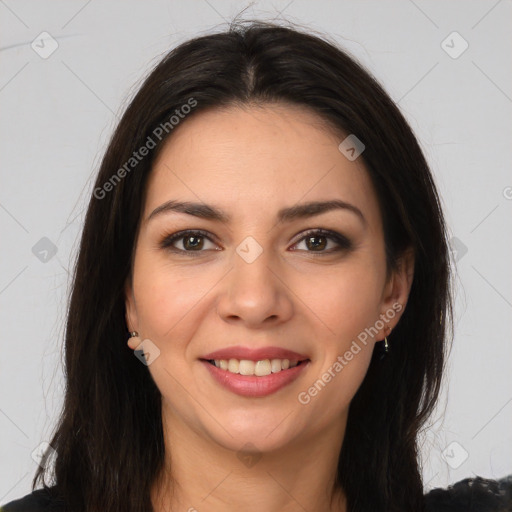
[{"x1": 151, "y1": 400, "x2": 348, "y2": 512}]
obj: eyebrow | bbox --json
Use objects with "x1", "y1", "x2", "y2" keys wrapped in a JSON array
[{"x1": 146, "y1": 199, "x2": 366, "y2": 226}]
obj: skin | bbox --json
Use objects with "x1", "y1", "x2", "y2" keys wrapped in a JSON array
[{"x1": 125, "y1": 103, "x2": 414, "y2": 512}]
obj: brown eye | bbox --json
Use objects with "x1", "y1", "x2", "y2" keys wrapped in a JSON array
[
  {"x1": 291, "y1": 229, "x2": 352, "y2": 254},
  {"x1": 305, "y1": 235, "x2": 327, "y2": 251},
  {"x1": 160, "y1": 230, "x2": 218, "y2": 254},
  {"x1": 182, "y1": 234, "x2": 204, "y2": 250}
]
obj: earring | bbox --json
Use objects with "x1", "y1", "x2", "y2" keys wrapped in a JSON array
[
  {"x1": 128, "y1": 331, "x2": 141, "y2": 350},
  {"x1": 378, "y1": 328, "x2": 391, "y2": 360}
]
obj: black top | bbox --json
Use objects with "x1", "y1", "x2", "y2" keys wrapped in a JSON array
[
  {"x1": 2, "y1": 475, "x2": 511, "y2": 511},
  {"x1": 1, "y1": 487, "x2": 59, "y2": 512}
]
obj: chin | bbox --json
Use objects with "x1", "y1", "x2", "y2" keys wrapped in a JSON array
[{"x1": 200, "y1": 407, "x2": 306, "y2": 454}]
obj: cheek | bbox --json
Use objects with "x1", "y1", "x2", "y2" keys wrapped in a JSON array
[
  {"x1": 295, "y1": 266, "x2": 381, "y2": 417},
  {"x1": 132, "y1": 253, "x2": 215, "y2": 343},
  {"x1": 298, "y1": 261, "x2": 384, "y2": 348}
]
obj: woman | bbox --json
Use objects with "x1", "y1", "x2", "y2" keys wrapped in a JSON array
[{"x1": 2, "y1": 19, "x2": 510, "y2": 512}]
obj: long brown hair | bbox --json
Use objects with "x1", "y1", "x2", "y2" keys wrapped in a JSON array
[{"x1": 33, "y1": 19, "x2": 453, "y2": 512}]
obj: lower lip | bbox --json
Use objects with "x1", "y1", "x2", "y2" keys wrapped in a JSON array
[{"x1": 201, "y1": 360, "x2": 310, "y2": 398}]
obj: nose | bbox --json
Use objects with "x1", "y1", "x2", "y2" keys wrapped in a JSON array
[{"x1": 215, "y1": 242, "x2": 294, "y2": 329}]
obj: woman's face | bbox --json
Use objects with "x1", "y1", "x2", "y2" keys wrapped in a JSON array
[{"x1": 125, "y1": 104, "x2": 412, "y2": 453}]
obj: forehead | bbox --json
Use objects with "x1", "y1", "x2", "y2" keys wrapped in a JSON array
[{"x1": 144, "y1": 104, "x2": 380, "y2": 229}]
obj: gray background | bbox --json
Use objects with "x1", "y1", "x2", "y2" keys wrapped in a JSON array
[{"x1": 1, "y1": 0, "x2": 511, "y2": 503}]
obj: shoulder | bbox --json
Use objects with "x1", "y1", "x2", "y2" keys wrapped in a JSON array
[
  {"x1": 1, "y1": 486, "x2": 63, "y2": 512},
  {"x1": 424, "y1": 474, "x2": 512, "y2": 511}
]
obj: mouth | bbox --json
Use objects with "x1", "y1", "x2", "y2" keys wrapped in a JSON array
[
  {"x1": 199, "y1": 346, "x2": 311, "y2": 397},
  {"x1": 202, "y1": 357, "x2": 310, "y2": 377}
]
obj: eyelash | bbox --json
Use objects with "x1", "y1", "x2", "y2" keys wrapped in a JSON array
[{"x1": 159, "y1": 228, "x2": 352, "y2": 257}]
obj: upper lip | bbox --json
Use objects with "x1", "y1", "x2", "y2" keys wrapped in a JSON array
[{"x1": 201, "y1": 345, "x2": 310, "y2": 361}]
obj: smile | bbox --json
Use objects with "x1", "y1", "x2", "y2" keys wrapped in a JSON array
[
  {"x1": 200, "y1": 358, "x2": 310, "y2": 398},
  {"x1": 206, "y1": 358, "x2": 304, "y2": 376}
]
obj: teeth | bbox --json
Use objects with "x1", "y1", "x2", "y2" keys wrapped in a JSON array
[
  {"x1": 239, "y1": 360, "x2": 255, "y2": 375},
  {"x1": 270, "y1": 359, "x2": 282, "y2": 373},
  {"x1": 228, "y1": 358, "x2": 239, "y2": 373},
  {"x1": 254, "y1": 360, "x2": 271, "y2": 376},
  {"x1": 212, "y1": 358, "x2": 302, "y2": 376}
]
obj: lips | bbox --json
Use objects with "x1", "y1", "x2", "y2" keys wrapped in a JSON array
[
  {"x1": 201, "y1": 359, "x2": 310, "y2": 397},
  {"x1": 201, "y1": 345, "x2": 309, "y2": 361},
  {"x1": 199, "y1": 345, "x2": 311, "y2": 397}
]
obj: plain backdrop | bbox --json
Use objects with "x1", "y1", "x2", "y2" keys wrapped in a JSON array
[{"x1": 1, "y1": 0, "x2": 511, "y2": 504}]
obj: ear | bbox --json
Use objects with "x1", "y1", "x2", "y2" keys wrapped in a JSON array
[
  {"x1": 125, "y1": 277, "x2": 140, "y2": 350},
  {"x1": 378, "y1": 247, "x2": 415, "y2": 340}
]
